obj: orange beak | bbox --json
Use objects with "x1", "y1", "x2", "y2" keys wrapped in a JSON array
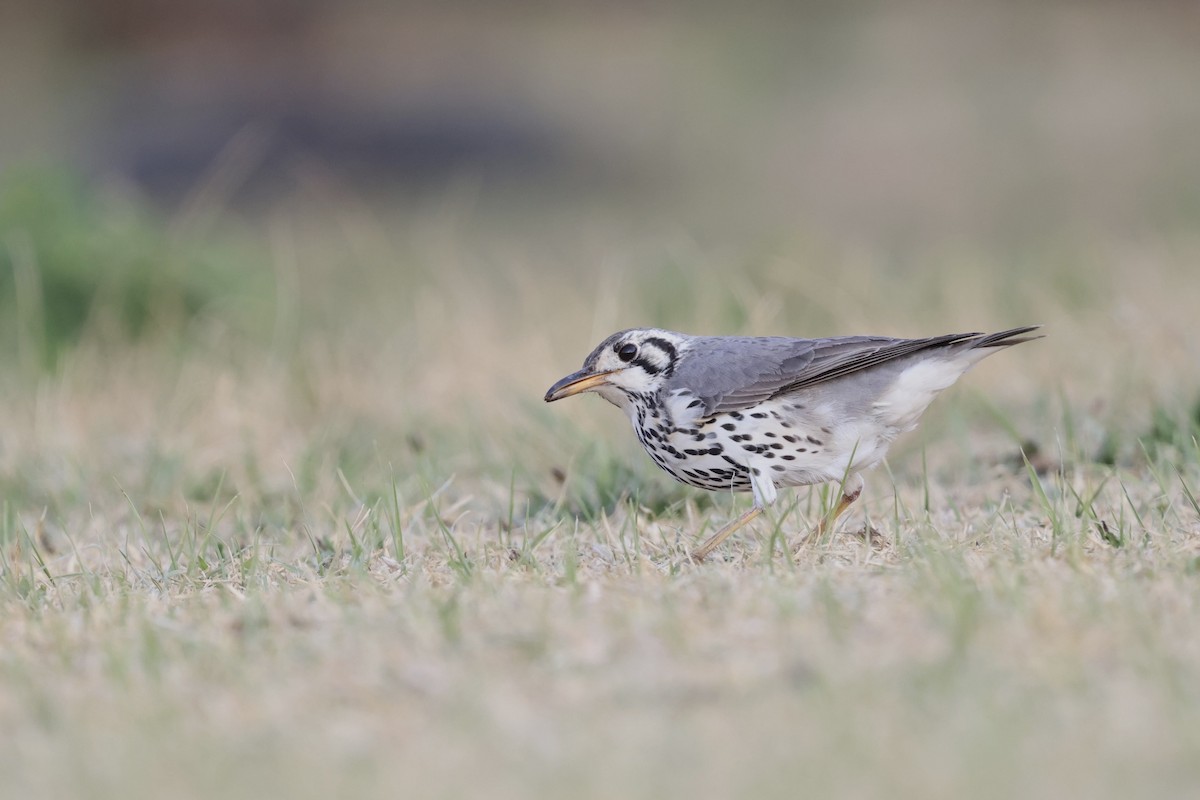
[{"x1": 544, "y1": 369, "x2": 617, "y2": 402}]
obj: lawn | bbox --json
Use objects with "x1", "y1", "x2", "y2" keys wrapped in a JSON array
[{"x1": 2, "y1": 193, "x2": 1199, "y2": 798}]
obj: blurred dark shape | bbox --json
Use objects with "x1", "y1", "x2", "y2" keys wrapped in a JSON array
[
  {"x1": 65, "y1": 0, "x2": 314, "y2": 47},
  {"x1": 98, "y1": 94, "x2": 563, "y2": 201},
  {"x1": 5, "y1": 0, "x2": 1198, "y2": 240},
  {"x1": 67, "y1": 0, "x2": 568, "y2": 202},
  {"x1": 1015, "y1": 439, "x2": 1058, "y2": 476}
]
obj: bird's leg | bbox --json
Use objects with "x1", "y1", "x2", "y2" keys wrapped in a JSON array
[
  {"x1": 691, "y1": 464, "x2": 776, "y2": 562},
  {"x1": 691, "y1": 505, "x2": 763, "y2": 562},
  {"x1": 815, "y1": 473, "x2": 864, "y2": 537},
  {"x1": 816, "y1": 489, "x2": 859, "y2": 536}
]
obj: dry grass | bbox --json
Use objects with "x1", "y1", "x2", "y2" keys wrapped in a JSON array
[{"x1": 2, "y1": 221, "x2": 1200, "y2": 799}]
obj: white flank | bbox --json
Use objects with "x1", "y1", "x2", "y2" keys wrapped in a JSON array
[{"x1": 873, "y1": 356, "x2": 974, "y2": 432}]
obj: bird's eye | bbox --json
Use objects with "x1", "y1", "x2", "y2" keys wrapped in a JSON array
[{"x1": 616, "y1": 342, "x2": 638, "y2": 362}]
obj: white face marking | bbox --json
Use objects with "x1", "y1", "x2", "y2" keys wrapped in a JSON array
[
  {"x1": 579, "y1": 329, "x2": 687, "y2": 415},
  {"x1": 594, "y1": 383, "x2": 636, "y2": 416},
  {"x1": 602, "y1": 365, "x2": 658, "y2": 395}
]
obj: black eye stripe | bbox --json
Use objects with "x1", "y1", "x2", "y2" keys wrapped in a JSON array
[
  {"x1": 641, "y1": 336, "x2": 678, "y2": 376},
  {"x1": 631, "y1": 356, "x2": 661, "y2": 375}
]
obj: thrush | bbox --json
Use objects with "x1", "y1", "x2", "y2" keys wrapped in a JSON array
[{"x1": 544, "y1": 325, "x2": 1041, "y2": 561}]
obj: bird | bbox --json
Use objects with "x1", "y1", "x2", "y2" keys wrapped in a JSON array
[{"x1": 544, "y1": 325, "x2": 1041, "y2": 561}]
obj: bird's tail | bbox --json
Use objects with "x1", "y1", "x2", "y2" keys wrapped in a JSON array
[{"x1": 966, "y1": 325, "x2": 1044, "y2": 350}]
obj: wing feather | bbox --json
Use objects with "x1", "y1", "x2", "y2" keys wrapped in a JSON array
[{"x1": 668, "y1": 328, "x2": 1038, "y2": 415}]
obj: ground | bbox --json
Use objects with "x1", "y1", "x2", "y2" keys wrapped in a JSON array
[{"x1": 2, "y1": 222, "x2": 1199, "y2": 799}]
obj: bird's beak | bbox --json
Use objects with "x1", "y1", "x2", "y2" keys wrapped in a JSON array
[{"x1": 544, "y1": 368, "x2": 617, "y2": 402}]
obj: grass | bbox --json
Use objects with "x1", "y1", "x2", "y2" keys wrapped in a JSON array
[
  {"x1": 0, "y1": 168, "x2": 272, "y2": 369},
  {"x1": 1, "y1": 203, "x2": 1199, "y2": 799}
]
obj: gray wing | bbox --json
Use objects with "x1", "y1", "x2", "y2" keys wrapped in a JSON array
[{"x1": 668, "y1": 332, "x2": 982, "y2": 415}]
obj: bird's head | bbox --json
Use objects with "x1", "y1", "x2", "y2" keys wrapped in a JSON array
[{"x1": 544, "y1": 328, "x2": 686, "y2": 409}]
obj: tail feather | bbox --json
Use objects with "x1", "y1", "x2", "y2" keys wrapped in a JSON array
[{"x1": 967, "y1": 325, "x2": 1044, "y2": 350}]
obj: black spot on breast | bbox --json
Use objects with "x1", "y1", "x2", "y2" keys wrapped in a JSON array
[
  {"x1": 807, "y1": 435, "x2": 823, "y2": 446},
  {"x1": 687, "y1": 398, "x2": 701, "y2": 408},
  {"x1": 730, "y1": 412, "x2": 743, "y2": 420},
  {"x1": 721, "y1": 423, "x2": 736, "y2": 431},
  {"x1": 720, "y1": 456, "x2": 749, "y2": 473},
  {"x1": 750, "y1": 412, "x2": 768, "y2": 419},
  {"x1": 772, "y1": 464, "x2": 785, "y2": 472}
]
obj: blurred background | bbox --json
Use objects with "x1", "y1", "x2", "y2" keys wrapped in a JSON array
[
  {"x1": 1, "y1": 0, "x2": 1198, "y2": 497},
  {"x1": 3, "y1": 0, "x2": 1198, "y2": 234}
]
